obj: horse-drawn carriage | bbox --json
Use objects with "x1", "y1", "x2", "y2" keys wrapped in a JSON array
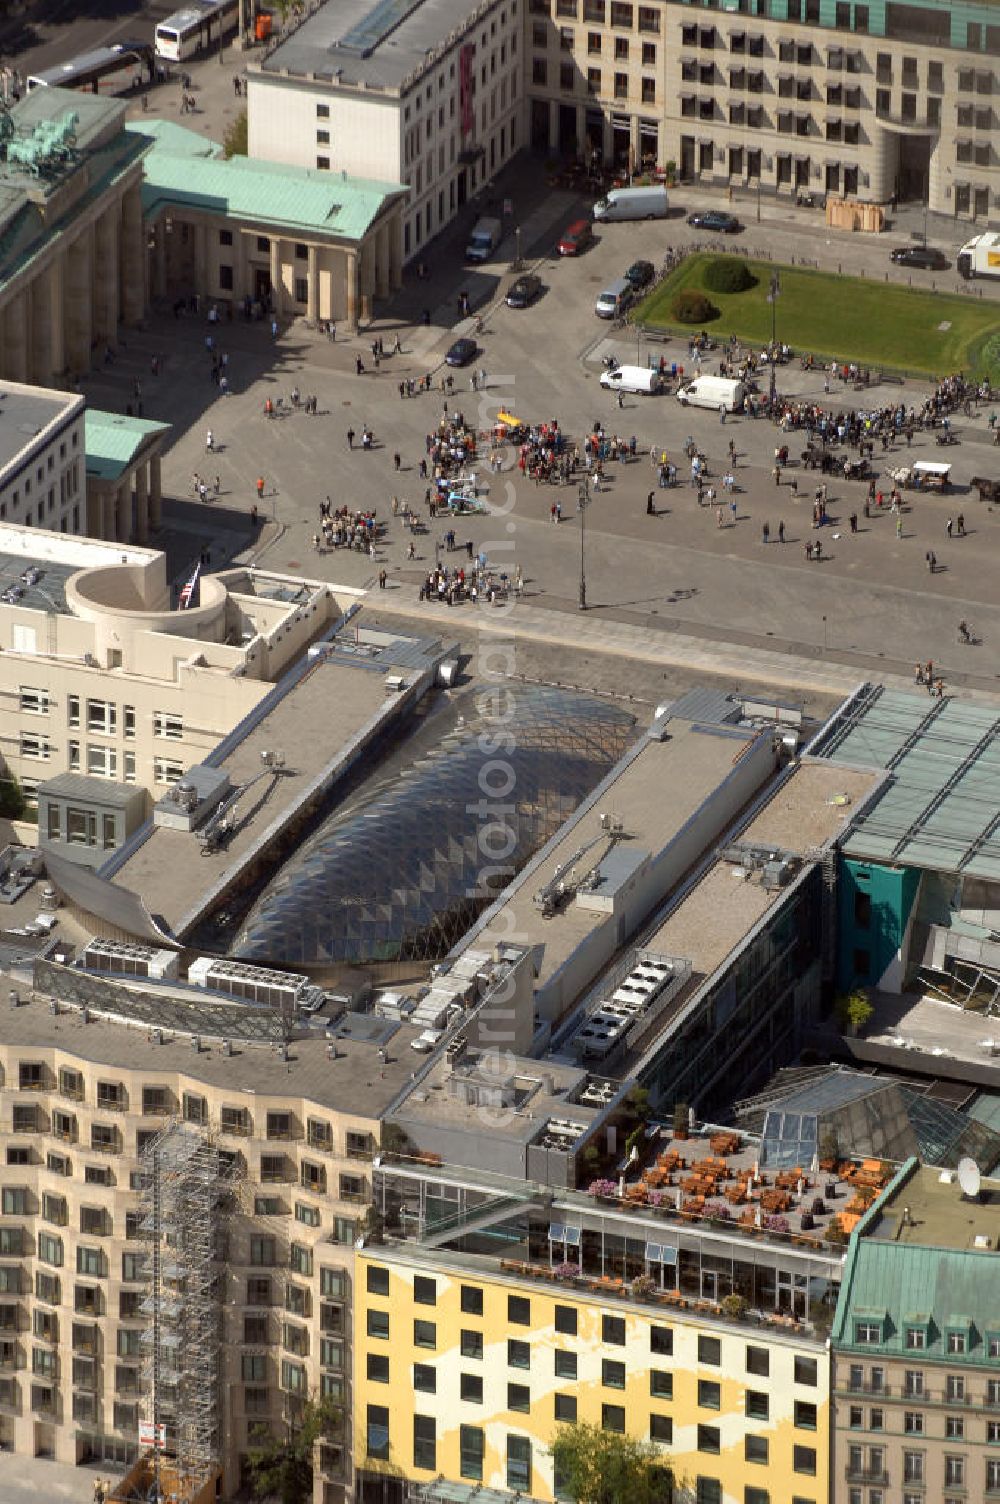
[{"x1": 971, "y1": 475, "x2": 1000, "y2": 504}]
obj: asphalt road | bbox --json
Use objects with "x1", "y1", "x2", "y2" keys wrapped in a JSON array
[{"x1": 1, "y1": 0, "x2": 176, "y2": 72}]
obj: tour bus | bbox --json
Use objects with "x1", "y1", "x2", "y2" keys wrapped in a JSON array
[
  {"x1": 27, "y1": 43, "x2": 153, "y2": 96},
  {"x1": 155, "y1": 0, "x2": 240, "y2": 62}
]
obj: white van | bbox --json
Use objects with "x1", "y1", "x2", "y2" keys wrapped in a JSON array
[
  {"x1": 676, "y1": 374, "x2": 745, "y2": 412},
  {"x1": 465, "y1": 216, "x2": 502, "y2": 263},
  {"x1": 594, "y1": 277, "x2": 634, "y2": 319},
  {"x1": 593, "y1": 184, "x2": 670, "y2": 222},
  {"x1": 600, "y1": 365, "x2": 663, "y2": 395}
]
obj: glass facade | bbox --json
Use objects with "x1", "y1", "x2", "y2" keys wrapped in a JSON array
[{"x1": 233, "y1": 686, "x2": 636, "y2": 968}]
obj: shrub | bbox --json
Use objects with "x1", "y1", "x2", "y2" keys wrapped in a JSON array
[
  {"x1": 703, "y1": 256, "x2": 755, "y2": 294},
  {"x1": 765, "y1": 1214, "x2": 790, "y2": 1234},
  {"x1": 671, "y1": 289, "x2": 718, "y2": 324},
  {"x1": 554, "y1": 1261, "x2": 581, "y2": 1279},
  {"x1": 721, "y1": 1292, "x2": 748, "y2": 1320},
  {"x1": 588, "y1": 1178, "x2": 618, "y2": 1199},
  {"x1": 704, "y1": 1201, "x2": 732, "y2": 1222}
]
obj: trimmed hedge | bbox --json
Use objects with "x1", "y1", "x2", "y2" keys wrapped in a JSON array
[
  {"x1": 703, "y1": 256, "x2": 755, "y2": 294},
  {"x1": 672, "y1": 289, "x2": 718, "y2": 324}
]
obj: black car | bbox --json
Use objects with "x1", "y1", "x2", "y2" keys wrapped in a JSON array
[
  {"x1": 445, "y1": 337, "x2": 477, "y2": 367},
  {"x1": 687, "y1": 210, "x2": 743, "y2": 233},
  {"x1": 505, "y1": 273, "x2": 542, "y2": 308},
  {"x1": 890, "y1": 245, "x2": 948, "y2": 270},
  {"x1": 625, "y1": 259, "x2": 655, "y2": 290}
]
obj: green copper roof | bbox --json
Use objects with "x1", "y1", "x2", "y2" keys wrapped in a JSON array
[
  {"x1": 131, "y1": 122, "x2": 405, "y2": 243},
  {"x1": 85, "y1": 411, "x2": 169, "y2": 483},
  {"x1": 125, "y1": 119, "x2": 223, "y2": 159}
]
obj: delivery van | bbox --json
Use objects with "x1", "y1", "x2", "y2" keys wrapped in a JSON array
[
  {"x1": 465, "y1": 216, "x2": 502, "y2": 263},
  {"x1": 593, "y1": 184, "x2": 670, "y2": 222},
  {"x1": 600, "y1": 365, "x2": 663, "y2": 395},
  {"x1": 676, "y1": 374, "x2": 745, "y2": 412},
  {"x1": 594, "y1": 277, "x2": 634, "y2": 319}
]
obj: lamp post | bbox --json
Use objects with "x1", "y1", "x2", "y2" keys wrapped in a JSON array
[
  {"x1": 578, "y1": 477, "x2": 590, "y2": 611},
  {"x1": 767, "y1": 272, "x2": 781, "y2": 406}
]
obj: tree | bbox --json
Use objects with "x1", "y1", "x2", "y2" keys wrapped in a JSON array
[
  {"x1": 223, "y1": 108, "x2": 248, "y2": 159},
  {"x1": 248, "y1": 1394, "x2": 341, "y2": 1504},
  {"x1": 834, "y1": 988, "x2": 874, "y2": 1037},
  {"x1": 549, "y1": 1422, "x2": 675, "y2": 1504}
]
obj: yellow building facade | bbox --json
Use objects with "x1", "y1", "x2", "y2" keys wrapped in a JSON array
[{"x1": 354, "y1": 1249, "x2": 829, "y2": 1504}]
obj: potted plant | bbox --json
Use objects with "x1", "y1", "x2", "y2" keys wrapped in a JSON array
[
  {"x1": 721, "y1": 1292, "x2": 748, "y2": 1321},
  {"x1": 764, "y1": 1214, "x2": 790, "y2": 1234},
  {"x1": 704, "y1": 1202, "x2": 732, "y2": 1223},
  {"x1": 630, "y1": 1273, "x2": 656, "y2": 1302},
  {"x1": 588, "y1": 1178, "x2": 618, "y2": 1201},
  {"x1": 553, "y1": 1261, "x2": 581, "y2": 1281}
]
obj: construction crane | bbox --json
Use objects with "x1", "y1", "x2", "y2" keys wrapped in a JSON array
[{"x1": 533, "y1": 813, "x2": 626, "y2": 918}]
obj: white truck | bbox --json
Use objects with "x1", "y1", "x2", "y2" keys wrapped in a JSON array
[
  {"x1": 957, "y1": 232, "x2": 1000, "y2": 281},
  {"x1": 593, "y1": 184, "x2": 670, "y2": 222},
  {"x1": 676, "y1": 374, "x2": 745, "y2": 412},
  {"x1": 600, "y1": 365, "x2": 663, "y2": 395},
  {"x1": 465, "y1": 216, "x2": 502, "y2": 263}
]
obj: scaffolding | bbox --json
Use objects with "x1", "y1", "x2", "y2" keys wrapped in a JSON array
[{"x1": 136, "y1": 1124, "x2": 231, "y2": 1504}]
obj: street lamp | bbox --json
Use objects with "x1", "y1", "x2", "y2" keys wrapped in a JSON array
[
  {"x1": 767, "y1": 272, "x2": 781, "y2": 406},
  {"x1": 577, "y1": 477, "x2": 590, "y2": 611}
]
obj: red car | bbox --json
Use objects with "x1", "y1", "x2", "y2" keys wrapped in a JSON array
[{"x1": 558, "y1": 219, "x2": 593, "y2": 256}]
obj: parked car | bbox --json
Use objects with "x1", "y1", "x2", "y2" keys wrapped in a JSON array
[
  {"x1": 505, "y1": 273, "x2": 542, "y2": 308},
  {"x1": 625, "y1": 258, "x2": 655, "y2": 290},
  {"x1": 687, "y1": 210, "x2": 743, "y2": 233},
  {"x1": 558, "y1": 218, "x2": 594, "y2": 256},
  {"x1": 890, "y1": 245, "x2": 948, "y2": 270},
  {"x1": 445, "y1": 337, "x2": 477, "y2": 367}
]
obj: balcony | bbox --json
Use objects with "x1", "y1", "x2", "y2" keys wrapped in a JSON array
[
  {"x1": 845, "y1": 1469, "x2": 889, "y2": 1486},
  {"x1": 839, "y1": 1382, "x2": 891, "y2": 1397}
]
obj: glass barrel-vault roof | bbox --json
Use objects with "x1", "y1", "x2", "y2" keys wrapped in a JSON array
[{"x1": 231, "y1": 685, "x2": 636, "y2": 968}]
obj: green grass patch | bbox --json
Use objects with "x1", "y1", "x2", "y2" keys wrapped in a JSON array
[{"x1": 633, "y1": 254, "x2": 1000, "y2": 382}]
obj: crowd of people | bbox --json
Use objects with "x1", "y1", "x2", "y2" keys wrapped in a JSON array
[{"x1": 312, "y1": 500, "x2": 382, "y2": 555}]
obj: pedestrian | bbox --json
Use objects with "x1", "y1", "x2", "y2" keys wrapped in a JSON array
[
  {"x1": 378, "y1": 568, "x2": 387, "y2": 589},
  {"x1": 778, "y1": 520, "x2": 785, "y2": 543},
  {"x1": 946, "y1": 517, "x2": 953, "y2": 538},
  {"x1": 914, "y1": 662, "x2": 925, "y2": 684},
  {"x1": 256, "y1": 476, "x2": 265, "y2": 500},
  {"x1": 926, "y1": 659, "x2": 934, "y2": 683},
  {"x1": 206, "y1": 428, "x2": 214, "y2": 451},
  {"x1": 214, "y1": 476, "x2": 220, "y2": 495},
  {"x1": 393, "y1": 452, "x2": 401, "y2": 472},
  {"x1": 896, "y1": 516, "x2": 903, "y2": 539},
  {"x1": 271, "y1": 318, "x2": 278, "y2": 340},
  {"x1": 719, "y1": 403, "x2": 727, "y2": 424},
  {"x1": 762, "y1": 521, "x2": 770, "y2": 544},
  {"x1": 935, "y1": 678, "x2": 945, "y2": 699},
  {"x1": 347, "y1": 427, "x2": 355, "y2": 450},
  {"x1": 957, "y1": 513, "x2": 965, "y2": 536},
  {"x1": 926, "y1": 550, "x2": 936, "y2": 573},
  {"x1": 355, "y1": 356, "x2": 364, "y2": 376},
  {"x1": 716, "y1": 506, "x2": 724, "y2": 528},
  {"x1": 772, "y1": 465, "x2": 781, "y2": 486},
  {"x1": 849, "y1": 512, "x2": 858, "y2": 534},
  {"x1": 729, "y1": 498, "x2": 737, "y2": 525},
  {"x1": 646, "y1": 491, "x2": 655, "y2": 516},
  {"x1": 250, "y1": 504, "x2": 258, "y2": 527}
]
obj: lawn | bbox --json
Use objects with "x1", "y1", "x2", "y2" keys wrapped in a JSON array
[{"x1": 633, "y1": 253, "x2": 1000, "y2": 382}]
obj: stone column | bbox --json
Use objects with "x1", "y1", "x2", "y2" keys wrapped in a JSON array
[
  {"x1": 374, "y1": 224, "x2": 390, "y2": 298},
  {"x1": 4, "y1": 291, "x2": 29, "y2": 384},
  {"x1": 306, "y1": 245, "x2": 318, "y2": 322},
  {"x1": 93, "y1": 208, "x2": 118, "y2": 346},
  {"x1": 149, "y1": 453, "x2": 162, "y2": 530},
  {"x1": 30, "y1": 269, "x2": 54, "y2": 388},
  {"x1": 193, "y1": 221, "x2": 209, "y2": 300},
  {"x1": 66, "y1": 226, "x2": 93, "y2": 373},
  {"x1": 113, "y1": 481, "x2": 128, "y2": 543},
  {"x1": 121, "y1": 183, "x2": 146, "y2": 325},
  {"x1": 344, "y1": 249, "x2": 358, "y2": 331},
  {"x1": 389, "y1": 214, "x2": 403, "y2": 290},
  {"x1": 269, "y1": 237, "x2": 282, "y2": 314},
  {"x1": 49, "y1": 257, "x2": 65, "y2": 378},
  {"x1": 101, "y1": 490, "x2": 116, "y2": 542},
  {"x1": 153, "y1": 221, "x2": 168, "y2": 299},
  {"x1": 133, "y1": 463, "x2": 149, "y2": 544}
]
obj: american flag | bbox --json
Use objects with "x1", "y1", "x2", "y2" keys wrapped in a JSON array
[{"x1": 179, "y1": 562, "x2": 200, "y2": 610}]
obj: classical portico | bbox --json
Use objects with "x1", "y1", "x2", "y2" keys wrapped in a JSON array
[{"x1": 85, "y1": 413, "x2": 169, "y2": 546}]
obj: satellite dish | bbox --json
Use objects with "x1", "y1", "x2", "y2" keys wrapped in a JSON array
[{"x1": 957, "y1": 1157, "x2": 982, "y2": 1200}]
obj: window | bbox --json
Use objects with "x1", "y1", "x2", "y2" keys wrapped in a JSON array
[
  {"x1": 507, "y1": 1435, "x2": 532, "y2": 1492},
  {"x1": 460, "y1": 1425, "x2": 484, "y2": 1481},
  {"x1": 508, "y1": 1295, "x2": 530, "y2": 1325},
  {"x1": 555, "y1": 1350, "x2": 578, "y2": 1379},
  {"x1": 747, "y1": 1345, "x2": 769, "y2": 1376},
  {"x1": 414, "y1": 1414, "x2": 436, "y2": 1471},
  {"x1": 698, "y1": 1425, "x2": 721, "y2": 1454},
  {"x1": 509, "y1": 1339, "x2": 530, "y2": 1369},
  {"x1": 987, "y1": 1459, "x2": 1000, "y2": 1492},
  {"x1": 795, "y1": 1355, "x2": 818, "y2": 1386},
  {"x1": 696, "y1": 1484, "x2": 721, "y2": 1504},
  {"x1": 461, "y1": 1285, "x2": 484, "y2": 1316},
  {"x1": 367, "y1": 1353, "x2": 389, "y2": 1384},
  {"x1": 793, "y1": 1446, "x2": 816, "y2": 1476},
  {"x1": 698, "y1": 1335, "x2": 721, "y2": 1365},
  {"x1": 603, "y1": 1359, "x2": 626, "y2": 1389},
  {"x1": 67, "y1": 694, "x2": 80, "y2": 727},
  {"x1": 855, "y1": 1321, "x2": 881, "y2": 1345},
  {"x1": 948, "y1": 1330, "x2": 967, "y2": 1354},
  {"x1": 87, "y1": 699, "x2": 116, "y2": 735},
  {"x1": 555, "y1": 1305, "x2": 577, "y2": 1335},
  {"x1": 461, "y1": 1330, "x2": 484, "y2": 1360},
  {"x1": 367, "y1": 1310, "x2": 389, "y2": 1340},
  {"x1": 903, "y1": 1410, "x2": 924, "y2": 1434},
  {"x1": 152, "y1": 711, "x2": 183, "y2": 740},
  {"x1": 905, "y1": 1327, "x2": 927, "y2": 1350},
  {"x1": 250, "y1": 1237, "x2": 276, "y2": 1267},
  {"x1": 603, "y1": 1314, "x2": 626, "y2": 1346},
  {"x1": 508, "y1": 1381, "x2": 530, "y2": 1412},
  {"x1": 20, "y1": 732, "x2": 51, "y2": 760},
  {"x1": 414, "y1": 1276, "x2": 437, "y2": 1306},
  {"x1": 366, "y1": 1265, "x2": 389, "y2": 1296},
  {"x1": 947, "y1": 1375, "x2": 966, "y2": 1402},
  {"x1": 154, "y1": 757, "x2": 183, "y2": 786},
  {"x1": 461, "y1": 1372, "x2": 483, "y2": 1404},
  {"x1": 699, "y1": 1379, "x2": 721, "y2": 1409},
  {"x1": 556, "y1": 1393, "x2": 577, "y2": 1422},
  {"x1": 745, "y1": 1437, "x2": 769, "y2": 1464},
  {"x1": 38, "y1": 1232, "x2": 63, "y2": 1266},
  {"x1": 946, "y1": 1415, "x2": 965, "y2": 1439},
  {"x1": 746, "y1": 1390, "x2": 769, "y2": 1420},
  {"x1": 412, "y1": 1362, "x2": 436, "y2": 1393},
  {"x1": 367, "y1": 1404, "x2": 389, "y2": 1461},
  {"x1": 603, "y1": 1404, "x2": 626, "y2": 1433},
  {"x1": 795, "y1": 1400, "x2": 817, "y2": 1430},
  {"x1": 19, "y1": 686, "x2": 49, "y2": 715},
  {"x1": 945, "y1": 1456, "x2": 965, "y2": 1487},
  {"x1": 414, "y1": 1320, "x2": 436, "y2": 1349},
  {"x1": 651, "y1": 1325, "x2": 673, "y2": 1355},
  {"x1": 76, "y1": 1246, "x2": 103, "y2": 1277}
]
